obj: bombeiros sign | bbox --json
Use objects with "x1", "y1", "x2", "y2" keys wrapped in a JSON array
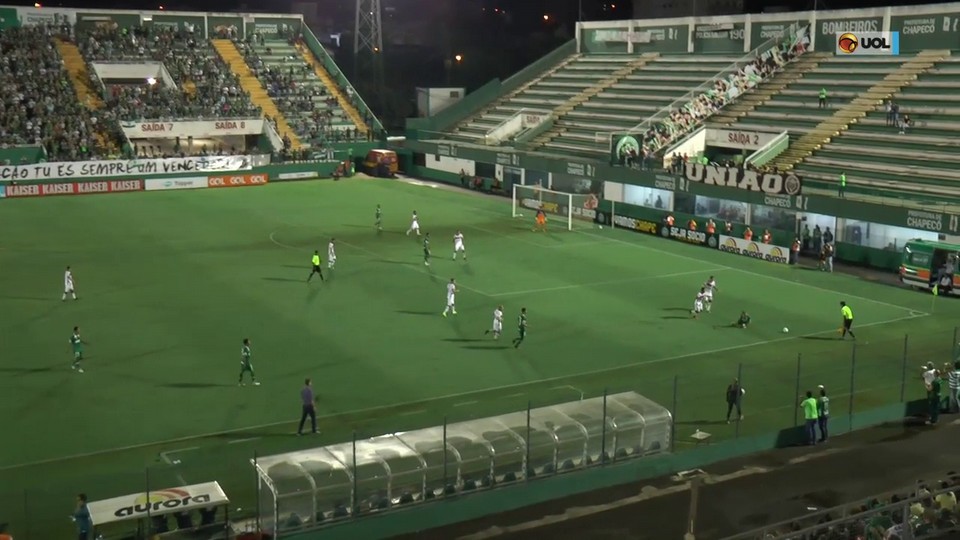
[{"x1": 683, "y1": 163, "x2": 803, "y2": 195}]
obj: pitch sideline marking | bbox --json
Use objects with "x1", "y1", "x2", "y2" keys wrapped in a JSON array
[{"x1": 0, "y1": 312, "x2": 923, "y2": 473}]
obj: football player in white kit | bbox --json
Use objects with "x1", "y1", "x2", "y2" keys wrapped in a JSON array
[
  {"x1": 442, "y1": 278, "x2": 458, "y2": 317},
  {"x1": 691, "y1": 287, "x2": 706, "y2": 319},
  {"x1": 703, "y1": 275, "x2": 718, "y2": 312},
  {"x1": 62, "y1": 266, "x2": 77, "y2": 301},
  {"x1": 485, "y1": 305, "x2": 504, "y2": 339},
  {"x1": 406, "y1": 211, "x2": 421, "y2": 236},
  {"x1": 327, "y1": 238, "x2": 337, "y2": 269},
  {"x1": 453, "y1": 230, "x2": 467, "y2": 261}
]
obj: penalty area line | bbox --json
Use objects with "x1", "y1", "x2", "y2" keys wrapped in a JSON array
[{"x1": 0, "y1": 313, "x2": 925, "y2": 473}]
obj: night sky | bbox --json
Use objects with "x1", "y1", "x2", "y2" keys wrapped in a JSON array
[{"x1": 11, "y1": 0, "x2": 958, "y2": 126}]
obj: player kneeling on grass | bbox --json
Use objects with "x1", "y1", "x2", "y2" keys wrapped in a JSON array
[
  {"x1": 735, "y1": 311, "x2": 751, "y2": 329},
  {"x1": 239, "y1": 338, "x2": 260, "y2": 386},
  {"x1": 485, "y1": 305, "x2": 504, "y2": 339},
  {"x1": 691, "y1": 288, "x2": 706, "y2": 319}
]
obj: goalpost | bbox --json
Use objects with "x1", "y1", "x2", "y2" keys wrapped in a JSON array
[{"x1": 512, "y1": 183, "x2": 600, "y2": 231}]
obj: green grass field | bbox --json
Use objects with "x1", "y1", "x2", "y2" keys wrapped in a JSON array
[{"x1": 0, "y1": 178, "x2": 956, "y2": 538}]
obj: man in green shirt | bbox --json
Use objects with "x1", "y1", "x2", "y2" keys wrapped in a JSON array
[
  {"x1": 512, "y1": 308, "x2": 528, "y2": 348},
  {"x1": 239, "y1": 338, "x2": 260, "y2": 386},
  {"x1": 927, "y1": 370, "x2": 942, "y2": 425},
  {"x1": 800, "y1": 390, "x2": 819, "y2": 445},
  {"x1": 735, "y1": 311, "x2": 751, "y2": 329},
  {"x1": 70, "y1": 326, "x2": 84, "y2": 373},
  {"x1": 838, "y1": 171, "x2": 846, "y2": 198},
  {"x1": 819, "y1": 87, "x2": 827, "y2": 108}
]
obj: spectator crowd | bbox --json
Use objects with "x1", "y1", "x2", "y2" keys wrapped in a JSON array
[
  {"x1": 79, "y1": 24, "x2": 260, "y2": 121},
  {"x1": 0, "y1": 25, "x2": 114, "y2": 161},
  {"x1": 756, "y1": 474, "x2": 960, "y2": 539}
]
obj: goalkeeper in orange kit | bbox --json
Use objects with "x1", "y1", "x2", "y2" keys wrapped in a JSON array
[{"x1": 533, "y1": 207, "x2": 547, "y2": 232}]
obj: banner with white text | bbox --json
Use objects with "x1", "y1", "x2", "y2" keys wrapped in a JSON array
[
  {"x1": 0, "y1": 155, "x2": 252, "y2": 182},
  {"x1": 120, "y1": 119, "x2": 264, "y2": 139}
]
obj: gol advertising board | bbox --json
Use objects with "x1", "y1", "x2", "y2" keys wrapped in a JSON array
[
  {"x1": 694, "y1": 23, "x2": 745, "y2": 54},
  {"x1": 815, "y1": 16, "x2": 882, "y2": 52},
  {"x1": 718, "y1": 235, "x2": 789, "y2": 265},
  {"x1": 891, "y1": 13, "x2": 960, "y2": 52}
]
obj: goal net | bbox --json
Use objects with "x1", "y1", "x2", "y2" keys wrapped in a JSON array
[{"x1": 512, "y1": 184, "x2": 600, "y2": 231}]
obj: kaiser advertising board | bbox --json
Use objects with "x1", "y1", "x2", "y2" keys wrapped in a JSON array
[
  {"x1": 718, "y1": 235, "x2": 789, "y2": 265},
  {"x1": 3, "y1": 179, "x2": 143, "y2": 198},
  {"x1": 0, "y1": 155, "x2": 252, "y2": 182}
]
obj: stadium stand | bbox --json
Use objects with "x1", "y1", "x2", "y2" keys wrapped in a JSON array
[
  {"x1": 234, "y1": 34, "x2": 370, "y2": 153},
  {"x1": 0, "y1": 25, "x2": 117, "y2": 161},
  {"x1": 726, "y1": 473, "x2": 960, "y2": 539},
  {"x1": 533, "y1": 54, "x2": 776, "y2": 161},
  {"x1": 712, "y1": 51, "x2": 960, "y2": 201},
  {"x1": 442, "y1": 25, "x2": 809, "y2": 164},
  {"x1": 78, "y1": 25, "x2": 260, "y2": 121}
]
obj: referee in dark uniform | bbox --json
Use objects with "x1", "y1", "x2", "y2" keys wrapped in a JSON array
[
  {"x1": 297, "y1": 378, "x2": 318, "y2": 435},
  {"x1": 840, "y1": 301, "x2": 856, "y2": 340},
  {"x1": 307, "y1": 250, "x2": 324, "y2": 283}
]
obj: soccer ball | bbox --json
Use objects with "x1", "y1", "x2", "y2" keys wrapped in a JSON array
[
  {"x1": 782, "y1": 327, "x2": 789, "y2": 333},
  {"x1": 599, "y1": 225, "x2": 604, "y2": 230}
]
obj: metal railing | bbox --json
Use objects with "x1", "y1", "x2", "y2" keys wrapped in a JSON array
[{"x1": 597, "y1": 23, "x2": 807, "y2": 150}]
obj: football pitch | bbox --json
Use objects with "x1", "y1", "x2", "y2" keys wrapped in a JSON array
[{"x1": 0, "y1": 177, "x2": 956, "y2": 537}]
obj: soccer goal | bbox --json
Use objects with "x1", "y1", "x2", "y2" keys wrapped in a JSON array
[{"x1": 512, "y1": 183, "x2": 600, "y2": 231}]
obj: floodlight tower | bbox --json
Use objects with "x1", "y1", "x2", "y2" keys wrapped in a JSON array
[{"x1": 354, "y1": 0, "x2": 385, "y2": 112}]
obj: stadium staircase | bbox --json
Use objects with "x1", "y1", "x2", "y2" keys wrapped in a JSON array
[
  {"x1": 211, "y1": 38, "x2": 302, "y2": 150},
  {"x1": 294, "y1": 43, "x2": 368, "y2": 136},
  {"x1": 55, "y1": 38, "x2": 104, "y2": 110},
  {"x1": 529, "y1": 53, "x2": 659, "y2": 148},
  {"x1": 445, "y1": 53, "x2": 581, "y2": 140},
  {"x1": 771, "y1": 50, "x2": 946, "y2": 171},
  {"x1": 710, "y1": 52, "x2": 831, "y2": 126}
]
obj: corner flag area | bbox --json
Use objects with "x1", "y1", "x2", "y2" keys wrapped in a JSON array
[{"x1": 0, "y1": 178, "x2": 955, "y2": 537}]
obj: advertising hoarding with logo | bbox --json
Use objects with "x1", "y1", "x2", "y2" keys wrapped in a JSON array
[
  {"x1": 684, "y1": 163, "x2": 803, "y2": 196},
  {"x1": 694, "y1": 23, "x2": 746, "y2": 54},
  {"x1": 835, "y1": 31, "x2": 900, "y2": 55},
  {"x1": 815, "y1": 16, "x2": 882, "y2": 51},
  {"x1": 87, "y1": 481, "x2": 228, "y2": 526},
  {"x1": 144, "y1": 177, "x2": 209, "y2": 191},
  {"x1": 891, "y1": 12, "x2": 960, "y2": 52},
  {"x1": 718, "y1": 235, "x2": 790, "y2": 265}
]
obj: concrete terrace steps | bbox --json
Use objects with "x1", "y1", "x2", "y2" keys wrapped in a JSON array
[
  {"x1": 55, "y1": 38, "x2": 104, "y2": 110},
  {"x1": 710, "y1": 52, "x2": 831, "y2": 126},
  {"x1": 448, "y1": 53, "x2": 581, "y2": 137},
  {"x1": 529, "y1": 53, "x2": 659, "y2": 148},
  {"x1": 294, "y1": 42, "x2": 368, "y2": 135},
  {"x1": 772, "y1": 50, "x2": 948, "y2": 171},
  {"x1": 211, "y1": 39, "x2": 301, "y2": 150}
]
